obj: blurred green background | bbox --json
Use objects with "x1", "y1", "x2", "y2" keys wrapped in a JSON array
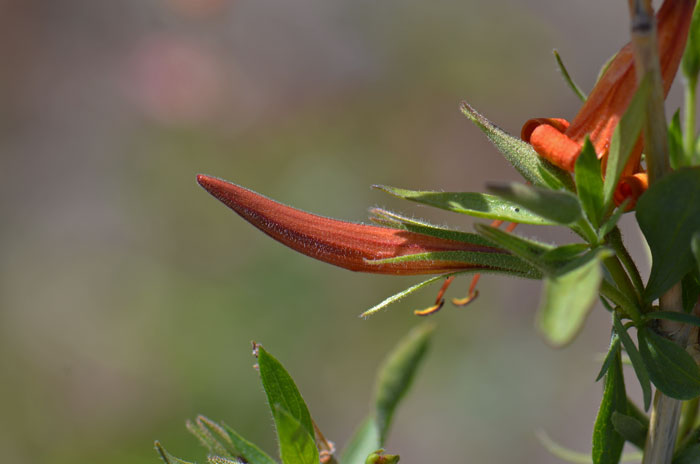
[{"x1": 1, "y1": 1, "x2": 680, "y2": 463}]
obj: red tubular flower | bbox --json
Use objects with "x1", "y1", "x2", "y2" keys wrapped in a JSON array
[
  {"x1": 197, "y1": 175, "x2": 507, "y2": 275},
  {"x1": 521, "y1": 0, "x2": 695, "y2": 203}
]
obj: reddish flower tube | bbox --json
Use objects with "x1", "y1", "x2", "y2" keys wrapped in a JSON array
[{"x1": 197, "y1": 175, "x2": 505, "y2": 275}]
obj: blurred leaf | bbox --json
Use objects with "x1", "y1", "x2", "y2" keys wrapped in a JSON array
[
  {"x1": 537, "y1": 249, "x2": 611, "y2": 347},
  {"x1": 636, "y1": 168, "x2": 700, "y2": 302},
  {"x1": 155, "y1": 441, "x2": 197, "y2": 464},
  {"x1": 257, "y1": 347, "x2": 314, "y2": 438},
  {"x1": 273, "y1": 405, "x2": 319, "y2": 464},
  {"x1": 682, "y1": 272, "x2": 700, "y2": 313},
  {"x1": 360, "y1": 274, "x2": 459, "y2": 318},
  {"x1": 613, "y1": 314, "x2": 652, "y2": 410},
  {"x1": 638, "y1": 327, "x2": 700, "y2": 400},
  {"x1": 486, "y1": 182, "x2": 582, "y2": 226},
  {"x1": 611, "y1": 411, "x2": 647, "y2": 449},
  {"x1": 553, "y1": 49, "x2": 587, "y2": 102},
  {"x1": 373, "y1": 185, "x2": 557, "y2": 225},
  {"x1": 675, "y1": 444, "x2": 700, "y2": 464},
  {"x1": 221, "y1": 423, "x2": 278, "y2": 464},
  {"x1": 592, "y1": 351, "x2": 626, "y2": 464},
  {"x1": 459, "y1": 101, "x2": 575, "y2": 191},
  {"x1": 693, "y1": 231, "x2": 700, "y2": 273},
  {"x1": 602, "y1": 76, "x2": 650, "y2": 210},
  {"x1": 668, "y1": 110, "x2": 685, "y2": 169},
  {"x1": 596, "y1": 333, "x2": 621, "y2": 382},
  {"x1": 368, "y1": 208, "x2": 497, "y2": 246},
  {"x1": 575, "y1": 138, "x2": 605, "y2": 229},
  {"x1": 341, "y1": 417, "x2": 381, "y2": 464},
  {"x1": 682, "y1": 2, "x2": 700, "y2": 81},
  {"x1": 374, "y1": 323, "x2": 434, "y2": 445}
]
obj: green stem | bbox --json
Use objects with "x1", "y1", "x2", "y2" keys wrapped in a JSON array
[
  {"x1": 684, "y1": 74, "x2": 697, "y2": 164},
  {"x1": 606, "y1": 227, "x2": 645, "y2": 302}
]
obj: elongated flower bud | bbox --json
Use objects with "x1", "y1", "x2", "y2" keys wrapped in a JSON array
[{"x1": 197, "y1": 175, "x2": 506, "y2": 275}]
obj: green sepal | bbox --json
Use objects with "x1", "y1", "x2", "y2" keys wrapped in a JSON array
[
  {"x1": 155, "y1": 441, "x2": 197, "y2": 464},
  {"x1": 613, "y1": 314, "x2": 652, "y2": 410},
  {"x1": 592, "y1": 350, "x2": 626, "y2": 464},
  {"x1": 638, "y1": 327, "x2": 700, "y2": 400},
  {"x1": 537, "y1": 248, "x2": 611, "y2": 347},
  {"x1": 602, "y1": 75, "x2": 651, "y2": 211},
  {"x1": 459, "y1": 101, "x2": 575, "y2": 191},
  {"x1": 575, "y1": 138, "x2": 605, "y2": 229},
  {"x1": 669, "y1": 110, "x2": 685, "y2": 169},
  {"x1": 636, "y1": 167, "x2": 700, "y2": 302},
  {"x1": 341, "y1": 418, "x2": 381, "y2": 464},
  {"x1": 373, "y1": 323, "x2": 434, "y2": 445},
  {"x1": 273, "y1": 405, "x2": 319, "y2": 464},
  {"x1": 368, "y1": 208, "x2": 496, "y2": 246},
  {"x1": 553, "y1": 49, "x2": 587, "y2": 102},
  {"x1": 373, "y1": 185, "x2": 557, "y2": 225},
  {"x1": 486, "y1": 182, "x2": 582, "y2": 226},
  {"x1": 257, "y1": 347, "x2": 314, "y2": 438}
]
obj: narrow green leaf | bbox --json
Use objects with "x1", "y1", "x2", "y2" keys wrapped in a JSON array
[
  {"x1": 681, "y1": 1, "x2": 700, "y2": 81},
  {"x1": 373, "y1": 185, "x2": 557, "y2": 225},
  {"x1": 155, "y1": 441, "x2": 196, "y2": 464},
  {"x1": 592, "y1": 351, "x2": 626, "y2": 464},
  {"x1": 575, "y1": 138, "x2": 605, "y2": 229},
  {"x1": 602, "y1": 76, "x2": 651, "y2": 210},
  {"x1": 692, "y1": 231, "x2": 700, "y2": 274},
  {"x1": 537, "y1": 249, "x2": 610, "y2": 347},
  {"x1": 459, "y1": 101, "x2": 575, "y2": 191},
  {"x1": 636, "y1": 168, "x2": 700, "y2": 302},
  {"x1": 613, "y1": 314, "x2": 652, "y2": 410},
  {"x1": 553, "y1": 49, "x2": 587, "y2": 102},
  {"x1": 597, "y1": 199, "x2": 630, "y2": 241},
  {"x1": 368, "y1": 208, "x2": 497, "y2": 246},
  {"x1": 475, "y1": 223, "x2": 553, "y2": 272},
  {"x1": 646, "y1": 310, "x2": 700, "y2": 327},
  {"x1": 487, "y1": 182, "x2": 582, "y2": 226},
  {"x1": 341, "y1": 417, "x2": 381, "y2": 464},
  {"x1": 187, "y1": 417, "x2": 233, "y2": 458},
  {"x1": 221, "y1": 423, "x2": 279, "y2": 464},
  {"x1": 611, "y1": 411, "x2": 647, "y2": 449},
  {"x1": 257, "y1": 347, "x2": 313, "y2": 438},
  {"x1": 273, "y1": 405, "x2": 319, "y2": 464},
  {"x1": 669, "y1": 110, "x2": 685, "y2": 169},
  {"x1": 595, "y1": 333, "x2": 621, "y2": 382},
  {"x1": 360, "y1": 274, "x2": 459, "y2": 318},
  {"x1": 374, "y1": 323, "x2": 434, "y2": 445},
  {"x1": 638, "y1": 327, "x2": 700, "y2": 400},
  {"x1": 540, "y1": 243, "x2": 590, "y2": 267}
]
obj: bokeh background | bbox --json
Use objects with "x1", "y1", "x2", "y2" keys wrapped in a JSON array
[{"x1": 1, "y1": 1, "x2": 687, "y2": 463}]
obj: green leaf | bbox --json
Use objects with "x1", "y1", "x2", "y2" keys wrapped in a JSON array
[
  {"x1": 459, "y1": 101, "x2": 575, "y2": 191},
  {"x1": 613, "y1": 314, "x2": 652, "y2": 410},
  {"x1": 553, "y1": 49, "x2": 587, "y2": 102},
  {"x1": 611, "y1": 411, "x2": 647, "y2": 450},
  {"x1": 360, "y1": 274, "x2": 460, "y2": 318},
  {"x1": 374, "y1": 323, "x2": 434, "y2": 445},
  {"x1": 368, "y1": 208, "x2": 497, "y2": 246},
  {"x1": 595, "y1": 332, "x2": 621, "y2": 382},
  {"x1": 187, "y1": 416, "x2": 235, "y2": 458},
  {"x1": 592, "y1": 351, "x2": 626, "y2": 464},
  {"x1": 636, "y1": 168, "x2": 700, "y2": 302},
  {"x1": 575, "y1": 138, "x2": 605, "y2": 229},
  {"x1": 602, "y1": 76, "x2": 651, "y2": 210},
  {"x1": 537, "y1": 249, "x2": 610, "y2": 347},
  {"x1": 341, "y1": 417, "x2": 381, "y2": 464},
  {"x1": 486, "y1": 182, "x2": 582, "y2": 226},
  {"x1": 681, "y1": 1, "x2": 700, "y2": 81},
  {"x1": 669, "y1": 110, "x2": 685, "y2": 169},
  {"x1": 693, "y1": 231, "x2": 700, "y2": 274},
  {"x1": 638, "y1": 327, "x2": 700, "y2": 400},
  {"x1": 155, "y1": 441, "x2": 197, "y2": 464},
  {"x1": 474, "y1": 223, "x2": 553, "y2": 272},
  {"x1": 373, "y1": 185, "x2": 557, "y2": 225},
  {"x1": 646, "y1": 310, "x2": 700, "y2": 327},
  {"x1": 540, "y1": 243, "x2": 590, "y2": 267},
  {"x1": 257, "y1": 347, "x2": 313, "y2": 438},
  {"x1": 221, "y1": 423, "x2": 278, "y2": 464},
  {"x1": 273, "y1": 405, "x2": 319, "y2": 464},
  {"x1": 682, "y1": 271, "x2": 700, "y2": 313},
  {"x1": 597, "y1": 200, "x2": 630, "y2": 242},
  {"x1": 675, "y1": 444, "x2": 700, "y2": 464}
]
